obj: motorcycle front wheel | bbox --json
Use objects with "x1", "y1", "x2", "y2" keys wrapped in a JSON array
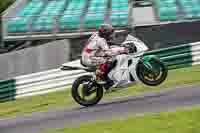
[
  {"x1": 71, "y1": 75, "x2": 103, "y2": 107},
  {"x1": 136, "y1": 57, "x2": 168, "y2": 86}
]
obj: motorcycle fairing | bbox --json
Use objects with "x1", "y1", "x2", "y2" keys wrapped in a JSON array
[{"x1": 108, "y1": 54, "x2": 140, "y2": 86}]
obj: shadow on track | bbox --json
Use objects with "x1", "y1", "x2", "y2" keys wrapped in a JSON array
[{"x1": 73, "y1": 90, "x2": 171, "y2": 110}]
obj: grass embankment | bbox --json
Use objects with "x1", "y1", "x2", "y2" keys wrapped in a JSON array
[
  {"x1": 0, "y1": 65, "x2": 200, "y2": 119},
  {"x1": 45, "y1": 106, "x2": 200, "y2": 133}
]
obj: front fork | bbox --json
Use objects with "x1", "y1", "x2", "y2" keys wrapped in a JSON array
[{"x1": 83, "y1": 74, "x2": 101, "y2": 96}]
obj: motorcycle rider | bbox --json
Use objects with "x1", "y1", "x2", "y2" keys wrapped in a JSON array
[{"x1": 81, "y1": 23, "x2": 128, "y2": 85}]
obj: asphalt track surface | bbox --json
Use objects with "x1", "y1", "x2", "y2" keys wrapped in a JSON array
[{"x1": 1, "y1": 84, "x2": 200, "y2": 133}]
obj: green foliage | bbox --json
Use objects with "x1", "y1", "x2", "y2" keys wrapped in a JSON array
[{"x1": 0, "y1": 0, "x2": 14, "y2": 14}]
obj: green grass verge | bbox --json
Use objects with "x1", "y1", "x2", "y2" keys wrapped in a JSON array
[
  {"x1": 0, "y1": 65, "x2": 200, "y2": 119},
  {"x1": 45, "y1": 106, "x2": 200, "y2": 133}
]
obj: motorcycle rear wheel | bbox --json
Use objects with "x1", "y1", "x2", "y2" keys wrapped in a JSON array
[{"x1": 136, "y1": 58, "x2": 168, "y2": 86}]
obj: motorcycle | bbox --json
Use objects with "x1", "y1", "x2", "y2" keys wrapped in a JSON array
[{"x1": 61, "y1": 34, "x2": 168, "y2": 107}]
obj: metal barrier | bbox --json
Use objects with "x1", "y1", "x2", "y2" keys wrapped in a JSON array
[
  {"x1": 147, "y1": 42, "x2": 200, "y2": 69},
  {"x1": 0, "y1": 42, "x2": 200, "y2": 102}
]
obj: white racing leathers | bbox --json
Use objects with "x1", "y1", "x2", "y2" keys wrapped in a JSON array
[
  {"x1": 81, "y1": 33, "x2": 110, "y2": 67},
  {"x1": 108, "y1": 35, "x2": 149, "y2": 87},
  {"x1": 81, "y1": 33, "x2": 126, "y2": 67}
]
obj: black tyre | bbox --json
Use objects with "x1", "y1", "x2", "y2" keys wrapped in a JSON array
[
  {"x1": 136, "y1": 58, "x2": 168, "y2": 86},
  {"x1": 71, "y1": 75, "x2": 103, "y2": 107}
]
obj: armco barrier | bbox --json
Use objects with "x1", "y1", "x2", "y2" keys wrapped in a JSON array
[
  {"x1": 0, "y1": 79, "x2": 16, "y2": 102},
  {"x1": 0, "y1": 42, "x2": 200, "y2": 102},
  {"x1": 145, "y1": 42, "x2": 200, "y2": 69}
]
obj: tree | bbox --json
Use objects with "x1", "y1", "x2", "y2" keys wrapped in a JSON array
[
  {"x1": 0, "y1": 0, "x2": 14, "y2": 47},
  {"x1": 0, "y1": 0, "x2": 14, "y2": 13}
]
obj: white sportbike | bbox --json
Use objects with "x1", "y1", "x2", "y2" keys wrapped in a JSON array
[{"x1": 61, "y1": 35, "x2": 168, "y2": 107}]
